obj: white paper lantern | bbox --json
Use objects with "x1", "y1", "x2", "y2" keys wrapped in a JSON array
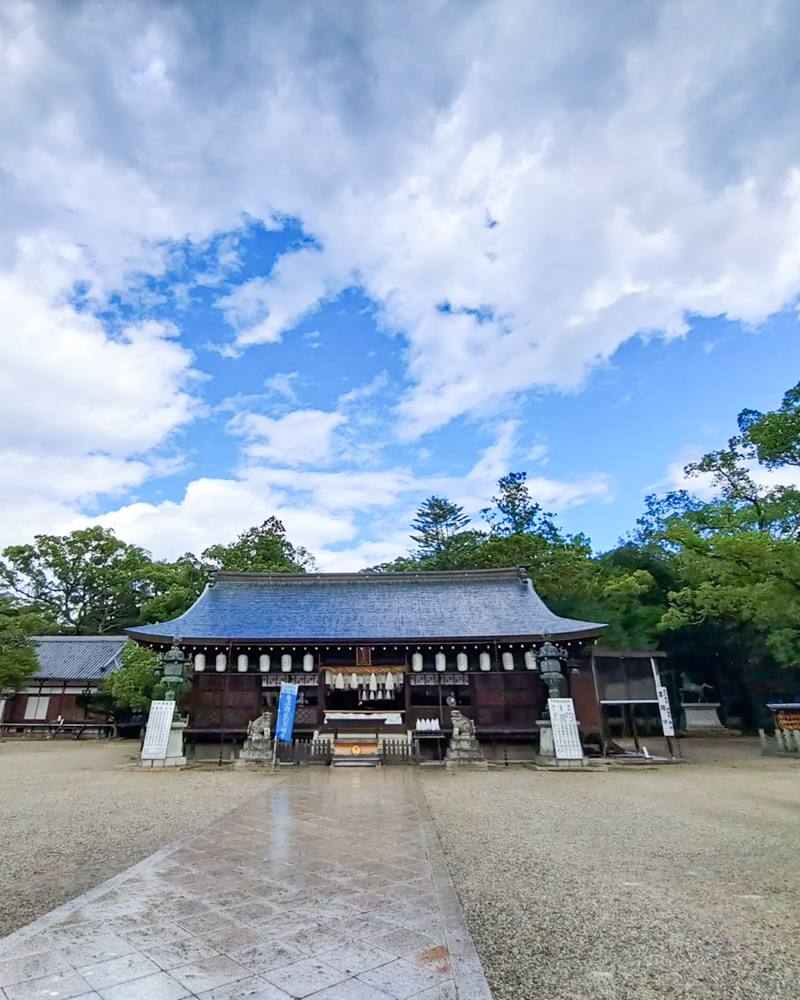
[
  {"x1": 237, "y1": 654, "x2": 249, "y2": 672},
  {"x1": 215, "y1": 652, "x2": 227, "y2": 672},
  {"x1": 411, "y1": 652, "x2": 423, "y2": 672},
  {"x1": 524, "y1": 650, "x2": 536, "y2": 671},
  {"x1": 456, "y1": 652, "x2": 468, "y2": 672},
  {"x1": 259, "y1": 654, "x2": 270, "y2": 672},
  {"x1": 435, "y1": 652, "x2": 446, "y2": 672},
  {"x1": 502, "y1": 651, "x2": 514, "y2": 671},
  {"x1": 303, "y1": 653, "x2": 314, "y2": 672},
  {"x1": 281, "y1": 653, "x2": 292, "y2": 672},
  {"x1": 479, "y1": 651, "x2": 491, "y2": 672},
  {"x1": 194, "y1": 652, "x2": 206, "y2": 672}
]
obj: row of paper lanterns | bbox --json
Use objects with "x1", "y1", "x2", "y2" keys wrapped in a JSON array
[
  {"x1": 193, "y1": 652, "x2": 314, "y2": 673},
  {"x1": 193, "y1": 649, "x2": 540, "y2": 673},
  {"x1": 411, "y1": 650, "x2": 538, "y2": 671}
]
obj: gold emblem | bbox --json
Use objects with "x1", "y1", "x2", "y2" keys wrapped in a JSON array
[{"x1": 351, "y1": 744, "x2": 361, "y2": 756}]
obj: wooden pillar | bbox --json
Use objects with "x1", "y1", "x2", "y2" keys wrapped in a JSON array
[{"x1": 318, "y1": 650, "x2": 326, "y2": 727}]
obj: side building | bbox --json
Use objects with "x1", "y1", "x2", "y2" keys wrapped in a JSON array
[
  {"x1": 1, "y1": 635, "x2": 126, "y2": 730},
  {"x1": 126, "y1": 568, "x2": 607, "y2": 754}
]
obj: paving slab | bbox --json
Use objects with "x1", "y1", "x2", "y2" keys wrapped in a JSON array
[{"x1": 0, "y1": 770, "x2": 491, "y2": 999}]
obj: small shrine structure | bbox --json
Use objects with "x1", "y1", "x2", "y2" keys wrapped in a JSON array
[{"x1": 126, "y1": 568, "x2": 606, "y2": 757}]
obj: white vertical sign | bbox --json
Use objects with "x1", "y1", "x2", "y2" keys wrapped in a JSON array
[
  {"x1": 656, "y1": 685, "x2": 675, "y2": 737},
  {"x1": 141, "y1": 700, "x2": 176, "y2": 760},
  {"x1": 548, "y1": 698, "x2": 583, "y2": 760}
]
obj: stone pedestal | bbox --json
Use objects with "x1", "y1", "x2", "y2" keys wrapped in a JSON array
[
  {"x1": 445, "y1": 733, "x2": 487, "y2": 770},
  {"x1": 140, "y1": 720, "x2": 187, "y2": 768},
  {"x1": 535, "y1": 719, "x2": 588, "y2": 767},
  {"x1": 234, "y1": 736, "x2": 274, "y2": 768},
  {"x1": 682, "y1": 702, "x2": 726, "y2": 733},
  {"x1": 537, "y1": 720, "x2": 556, "y2": 758}
]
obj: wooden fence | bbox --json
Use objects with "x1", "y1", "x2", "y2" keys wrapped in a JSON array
[
  {"x1": 380, "y1": 739, "x2": 419, "y2": 765},
  {"x1": 274, "y1": 739, "x2": 332, "y2": 765},
  {"x1": 272, "y1": 737, "x2": 419, "y2": 765}
]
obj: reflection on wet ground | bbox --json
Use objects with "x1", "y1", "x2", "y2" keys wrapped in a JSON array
[{"x1": 0, "y1": 769, "x2": 491, "y2": 999}]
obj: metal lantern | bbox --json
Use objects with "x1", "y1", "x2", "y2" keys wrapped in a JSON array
[
  {"x1": 537, "y1": 640, "x2": 567, "y2": 700},
  {"x1": 158, "y1": 638, "x2": 187, "y2": 706}
]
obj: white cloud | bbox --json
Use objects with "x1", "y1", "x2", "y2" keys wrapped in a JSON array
[
  {"x1": 263, "y1": 371, "x2": 300, "y2": 401},
  {"x1": 0, "y1": 273, "x2": 199, "y2": 458},
  {"x1": 57, "y1": 421, "x2": 612, "y2": 569},
  {"x1": 2, "y1": 1, "x2": 799, "y2": 557},
  {"x1": 2, "y1": 2, "x2": 799, "y2": 435},
  {"x1": 230, "y1": 409, "x2": 347, "y2": 466},
  {"x1": 0, "y1": 260, "x2": 201, "y2": 539}
]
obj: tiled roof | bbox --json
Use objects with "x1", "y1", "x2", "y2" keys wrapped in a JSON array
[
  {"x1": 127, "y1": 568, "x2": 605, "y2": 643},
  {"x1": 31, "y1": 636, "x2": 127, "y2": 680}
]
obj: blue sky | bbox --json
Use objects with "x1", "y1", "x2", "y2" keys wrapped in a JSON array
[{"x1": 2, "y1": 1, "x2": 800, "y2": 569}]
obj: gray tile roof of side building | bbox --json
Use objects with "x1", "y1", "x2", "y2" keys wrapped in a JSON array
[
  {"x1": 126, "y1": 567, "x2": 606, "y2": 643},
  {"x1": 30, "y1": 636, "x2": 127, "y2": 680}
]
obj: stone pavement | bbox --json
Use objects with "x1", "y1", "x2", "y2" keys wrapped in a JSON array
[{"x1": 0, "y1": 769, "x2": 492, "y2": 1000}]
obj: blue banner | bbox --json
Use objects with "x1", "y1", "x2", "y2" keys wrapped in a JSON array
[{"x1": 275, "y1": 682, "x2": 299, "y2": 742}]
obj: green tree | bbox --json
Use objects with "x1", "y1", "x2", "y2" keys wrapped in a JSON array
[
  {"x1": 203, "y1": 517, "x2": 315, "y2": 573},
  {"x1": 410, "y1": 497, "x2": 471, "y2": 561},
  {"x1": 738, "y1": 379, "x2": 800, "y2": 468},
  {"x1": 481, "y1": 472, "x2": 556, "y2": 537},
  {"x1": 139, "y1": 554, "x2": 210, "y2": 623},
  {"x1": 0, "y1": 595, "x2": 50, "y2": 691},
  {"x1": 637, "y1": 380, "x2": 800, "y2": 683},
  {"x1": 0, "y1": 527, "x2": 154, "y2": 634},
  {"x1": 105, "y1": 642, "x2": 164, "y2": 710}
]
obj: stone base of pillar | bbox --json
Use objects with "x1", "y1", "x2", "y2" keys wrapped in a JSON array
[
  {"x1": 445, "y1": 734, "x2": 488, "y2": 770},
  {"x1": 140, "y1": 721, "x2": 187, "y2": 768},
  {"x1": 234, "y1": 736, "x2": 274, "y2": 769},
  {"x1": 535, "y1": 720, "x2": 588, "y2": 766},
  {"x1": 536, "y1": 720, "x2": 556, "y2": 758}
]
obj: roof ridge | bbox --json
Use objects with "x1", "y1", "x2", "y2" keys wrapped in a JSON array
[
  {"x1": 212, "y1": 567, "x2": 527, "y2": 585},
  {"x1": 31, "y1": 635, "x2": 128, "y2": 641}
]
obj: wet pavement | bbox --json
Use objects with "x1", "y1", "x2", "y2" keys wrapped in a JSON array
[{"x1": 0, "y1": 769, "x2": 491, "y2": 1000}]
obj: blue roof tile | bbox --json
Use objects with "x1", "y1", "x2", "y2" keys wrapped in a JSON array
[
  {"x1": 127, "y1": 568, "x2": 605, "y2": 643},
  {"x1": 31, "y1": 636, "x2": 127, "y2": 680}
]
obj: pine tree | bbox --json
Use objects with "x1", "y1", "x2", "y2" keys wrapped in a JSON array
[{"x1": 410, "y1": 497, "x2": 470, "y2": 559}]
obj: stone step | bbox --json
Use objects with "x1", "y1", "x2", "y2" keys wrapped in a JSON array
[{"x1": 331, "y1": 756, "x2": 381, "y2": 767}]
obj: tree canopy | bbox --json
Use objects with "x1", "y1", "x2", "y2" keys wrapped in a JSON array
[{"x1": 203, "y1": 517, "x2": 315, "y2": 573}]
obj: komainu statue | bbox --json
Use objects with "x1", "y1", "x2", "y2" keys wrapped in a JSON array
[
  {"x1": 236, "y1": 711, "x2": 274, "y2": 768},
  {"x1": 450, "y1": 709, "x2": 476, "y2": 739},
  {"x1": 247, "y1": 711, "x2": 273, "y2": 741},
  {"x1": 446, "y1": 709, "x2": 485, "y2": 768}
]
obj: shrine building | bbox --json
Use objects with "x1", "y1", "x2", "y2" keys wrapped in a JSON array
[{"x1": 127, "y1": 567, "x2": 607, "y2": 755}]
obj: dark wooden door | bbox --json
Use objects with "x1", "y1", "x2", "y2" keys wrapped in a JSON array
[
  {"x1": 190, "y1": 674, "x2": 261, "y2": 731},
  {"x1": 472, "y1": 674, "x2": 506, "y2": 727},
  {"x1": 472, "y1": 673, "x2": 545, "y2": 730},
  {"x1": 504, "y1": 672, "x2": 545, "y2": 728}
]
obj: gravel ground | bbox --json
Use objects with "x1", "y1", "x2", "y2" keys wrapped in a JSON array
[
  {"x1": 423, "y1": 739, "x2": 800, "y2": 1000},
  {"x1": 0, "y1": 739, "x2": 276, "y2": 939}
]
